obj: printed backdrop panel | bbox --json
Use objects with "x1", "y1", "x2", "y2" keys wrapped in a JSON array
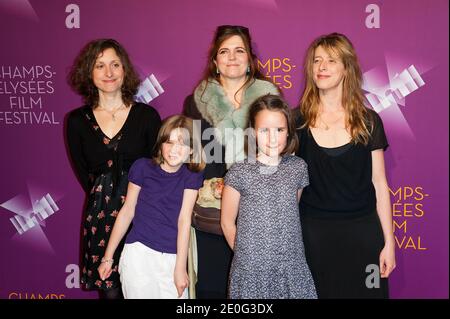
[{"x1": 0, "y1": 0, "x2": 448, "y2": 298}]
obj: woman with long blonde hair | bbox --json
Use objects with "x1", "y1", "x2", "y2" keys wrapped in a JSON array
[{"x1": 296, "y1": 33, "x2": 396, "y2": 298}]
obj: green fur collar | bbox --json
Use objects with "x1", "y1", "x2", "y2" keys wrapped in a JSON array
[
  {"x1": 193, "y1": 78, "x2": 279, "y2": 131},
  {"x1": 193, "y1": 78, "x2": 279, "y2": 166}
]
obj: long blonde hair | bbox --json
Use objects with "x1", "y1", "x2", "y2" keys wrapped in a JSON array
[{"x1": 299, "y1": 33, "x2": 371, "y2": 145}]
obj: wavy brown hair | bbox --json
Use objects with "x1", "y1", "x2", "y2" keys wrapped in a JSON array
[
  {"x1": 153, "y1": 115, "x2": 206, "y2": 172},
  {"x1": 247, "y1": 94, "x2": 299, "y2": 156},
  {"x1": 200, "y1": 25, "x2": 273, "y2": 102},
  {"x1": 68, "y1": 39, "x2": 140, "y2": 108},
  {"x1": 299, "y1": 33, "x2": 371, "y2": 145}
]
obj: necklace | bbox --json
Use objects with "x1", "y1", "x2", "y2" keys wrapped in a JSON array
[
  {"x1": 98, "y1": 103, "x2": 125, "y2": 121},
  {"x1": 319, "y1": 112, "x2": 345, "y2": 130}
]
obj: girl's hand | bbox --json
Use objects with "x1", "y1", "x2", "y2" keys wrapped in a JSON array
[
  {"x1": 174, "y1": 268, "x2": 189, "y2": 298},
  {"x1": 379, "y1": 243, "x2": 396, "y2": 278},
  {"x1": 97, "y1": 259, "x2": 113, "y2": 281}
]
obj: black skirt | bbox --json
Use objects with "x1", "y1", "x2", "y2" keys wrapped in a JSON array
[{"x1": 300, "y1": 211, "x2": 389, "y2": 299}]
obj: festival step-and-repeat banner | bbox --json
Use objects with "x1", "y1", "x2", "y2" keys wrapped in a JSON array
[{"x1": 0, "y1": 0, "x2": 448, "y2": 299}]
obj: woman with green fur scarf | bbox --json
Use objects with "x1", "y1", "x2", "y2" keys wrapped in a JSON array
[{"x1": 183, "y1": 25, "x2": 279, "y2": 299}]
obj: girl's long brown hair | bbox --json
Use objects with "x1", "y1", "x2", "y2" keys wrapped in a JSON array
[
  {"x1": 247, "y1": 94, "x2": 299, "y2": 156},
  {"x1": 153, "y1": 115, "x2": 205, "y2": 172}
]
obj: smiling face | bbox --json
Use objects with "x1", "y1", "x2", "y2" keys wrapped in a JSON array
[
  {"x1": 91, "y1": 48, "x2": 124, "y2": 95},
  {"x1": 312, "y1": 45, "x2": 346, "y2": 93},
  {"x1": 160, "y1": 128, "x2": 192, "y2": 172},
  {"x1": 254, "y1": 109, "x2": 288, "y2": 159},
  {"x1": 214, "y1": 35, "x2": 249, "y2": 82}
]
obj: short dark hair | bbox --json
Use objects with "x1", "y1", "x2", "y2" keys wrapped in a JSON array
[{"x1": 67, "y1": 39, "x2": 140, "y2": 108}]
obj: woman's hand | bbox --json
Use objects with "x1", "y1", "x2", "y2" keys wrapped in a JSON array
[
  {"x1": 174, "y1": 267, "x2": 189, "y2": 298},
  {"x1": 379, "y1": 243, "x2": 396, "y2": 278},
  {"x1": 97, "y1": 259, "x2": 114, "y2": 281}
]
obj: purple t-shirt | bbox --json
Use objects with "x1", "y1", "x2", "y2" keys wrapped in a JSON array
[{"x1": 125, "y1": 158, "x2": 204, "y2": 253}]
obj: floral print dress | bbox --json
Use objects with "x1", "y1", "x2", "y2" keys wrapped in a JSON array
[
  {"x1": 81, "y1": 109, "x2": 130, "y2": 290},
  {"x1": 66, "y1": 103, "x2": 161, "y2": 291}
]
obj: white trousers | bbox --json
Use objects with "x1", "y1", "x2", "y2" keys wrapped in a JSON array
[{"x1": 118, "y1": 241, "x2": 188, "y2": 299}]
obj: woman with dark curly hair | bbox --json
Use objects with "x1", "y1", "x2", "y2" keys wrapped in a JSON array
[{"x1": 66, "y1": 39, "x2": 161, "y2": 299}]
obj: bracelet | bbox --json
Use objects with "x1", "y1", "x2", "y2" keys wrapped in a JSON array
[{"x1": 100, "y1": 258, "x2": 114, "y2": 264}]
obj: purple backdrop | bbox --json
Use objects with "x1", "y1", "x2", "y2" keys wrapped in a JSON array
[{"x1": 0, "y1": 0, "x2": 448, "y2": 299}]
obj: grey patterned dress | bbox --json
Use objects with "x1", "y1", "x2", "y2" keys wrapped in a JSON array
[{"x1": 224, "y1": 155, "x2": 317, "y2": 299}]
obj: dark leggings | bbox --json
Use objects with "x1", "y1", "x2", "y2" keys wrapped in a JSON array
[{"x1": 99, "y1": 286, "x2": 123, "y2": 299}]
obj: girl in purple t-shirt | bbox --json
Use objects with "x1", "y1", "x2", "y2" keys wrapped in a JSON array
[{"x1": 98, "y1": 115, "x2": 205, "y2": 299}]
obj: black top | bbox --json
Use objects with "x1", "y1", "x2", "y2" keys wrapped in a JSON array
[
  {"x1": 183, "y1": 94, "x2": 227, "y2": 179},
  {"x1": 295, "y1": 109, "x2": 388, "y2": 218},
  {"x1": 319, "y1": 143, "x2": 353, "y2": 157},
  {"x1": 66, "y1": 102, "x2": 161, "y2": 193}
]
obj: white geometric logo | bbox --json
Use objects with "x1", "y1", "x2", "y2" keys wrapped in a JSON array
[
  {"x1": 365, "y1": 65, "x2": 425, "y2": 113},
  {"x1": 1, "y1": 182, "x2": 64, "y2": 254},
  {"x1": 9, "y1": 193, "x2": 59, "y2": 235},
  {"x1": 135, "y1": 74, "x2": 164, "y2": 104},
  {"x1": 362, "y1": 54, "x2": 431, "y2": 139}
]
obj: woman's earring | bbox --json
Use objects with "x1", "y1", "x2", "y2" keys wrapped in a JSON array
[
  {"x1": 247, "y1": 66, "x2": 250, "y2": 74},
  {"x1": 216, "y1": 68, "x2": 220, "y2": 75}
]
